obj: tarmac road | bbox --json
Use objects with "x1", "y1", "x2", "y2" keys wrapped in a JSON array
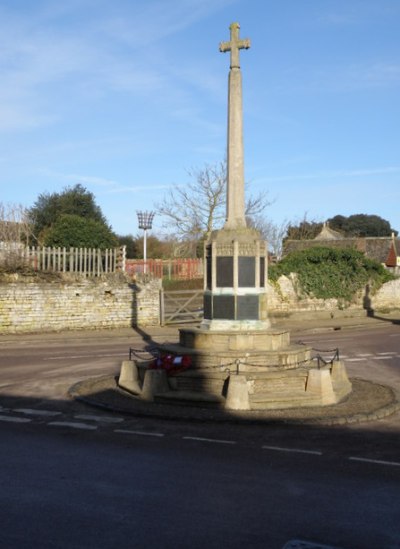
[
  {"x1": 1, "y1": 416, "x2": 400, "y2": 549},
  {"x1": 1, "y1": 318, "x2": 400, "y2": 548},
  {"x1": 0, "y1": 318, "x2": 400, "y2": 459}
]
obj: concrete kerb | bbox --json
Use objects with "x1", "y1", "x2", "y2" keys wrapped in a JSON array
[{"x1": 68, "y1": 376, "x2": 400, "y2": 426}]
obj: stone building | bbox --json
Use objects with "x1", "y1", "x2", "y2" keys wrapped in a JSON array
[{"x1": 283, "y1": 223, "x2": 400, "y2": 273}]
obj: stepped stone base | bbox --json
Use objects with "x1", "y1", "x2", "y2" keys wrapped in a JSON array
[
  {"x1": 118, "y1": 326, "x2": 353, "y2": 411},
  {"x1": 158, "y1": 326, "x2": 309, "y2": 370},
  {"x1": 180, "y1": 327, "x2": 290, "y2": 351}
]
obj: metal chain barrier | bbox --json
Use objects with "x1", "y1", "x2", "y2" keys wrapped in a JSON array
[{"x1": 128, "y1": 345, "x2": 340, "y2": 373}]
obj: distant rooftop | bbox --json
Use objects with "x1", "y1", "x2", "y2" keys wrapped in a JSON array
[{"x1": 314, "y1": 222, "x2": 344, "y2": 241}]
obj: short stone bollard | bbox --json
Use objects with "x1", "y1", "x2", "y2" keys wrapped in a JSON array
[
  {"x1": 225, "y1": 374, "x2": 250, "y2": 410},
  {"x1": 141, "y1": 369, "x2": 169, "y2": 401},
  {"x1": 306, "y1": 368, "x2": 336, "y2": 405},
  {"x1": 331, "y1": 360, "x2": 352, "y2": 392},
  {"x1": 118, "y1": 360, "x2": 142, "y2": 395}
]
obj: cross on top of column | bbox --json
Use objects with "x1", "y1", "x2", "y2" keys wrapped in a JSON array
[{"x1": 219, "y1": 22, "x2": 250, "y2": 69}]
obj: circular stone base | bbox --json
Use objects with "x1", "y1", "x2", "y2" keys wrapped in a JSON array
[{"x1": 69, "y1": 377, "x2": 400, "y2": 426}]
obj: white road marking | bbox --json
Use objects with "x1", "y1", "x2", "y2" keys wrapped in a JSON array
[
  {"x1": 358, "y1": 353, "x2": 373, "y2": 357},
  {"x1": 183, "y1": 436, "x2": 236, "y2": 445},
  {"x1": 39, "y1": 366, "x2": 107, "y2": 376},
  {"x1": 374, "y1": 356, "x2": 394, "y2": 360},
  {"x1": 44, "y1": 353, "x2": 125, "y2": 361},
  {"x1": 349, "y1": 456, "x2": 400, "y2": 468},
  {"x1": 0, "y1": 415, "x2": 32, "y2": 423},
  {"x1": 262, "y1": 445, "x2": 323, "y2": 456},
  {"x1": 346, "y1": 358, "x2": 366, "y2": 362},
  {"x1": 74, "y1": 414, "x2": 123, "y2": 423},
  {"x1": 114, "y1": 429, "x2": 164, "y2": 437},
  {"x1": 377, "y1": 351, "x2": 397, "y2": 355},
  {"x1": 14, "y1": 408, "x2": 62, "y2": 417},
  {"x1": 48, "y1": 421, "x2": 98, "y2": 430},
  {"x1": 283, "y1": 539, "x2": 345, "y2": 549}
]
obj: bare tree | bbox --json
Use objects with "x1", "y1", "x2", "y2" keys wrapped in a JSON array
[
  {"x1": 285, "y1": 213, "x2": 323, "y2": 240},
  {"x1": 157, "y1": 161, "x2": 225, "y2": 242},
  {"x1": 157, "y1": 160, "x2": 270, "y2": 255},
  {"x1": 251, "y1": 216, "x2": 289, "y2": 260},
  {"x1": 0, "y1": 203, "x2": 31, "y2": 268}
]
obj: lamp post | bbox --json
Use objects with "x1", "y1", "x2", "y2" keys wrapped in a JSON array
[{"x1": 136, "y1": 210, "x2": 155, "y2": 274}]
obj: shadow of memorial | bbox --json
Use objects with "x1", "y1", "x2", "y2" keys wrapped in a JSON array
[
  {"x1": 1, "y1": 387, "x2": 400, "y2": 458},
  {"x1": 363, "y1": 283, "x2": 400, "y2": 325}
]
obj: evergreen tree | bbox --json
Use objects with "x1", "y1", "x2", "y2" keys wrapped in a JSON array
[
  {"x1": 329, "y1": 214, "x2": 397, "y2": 237},
  {"x1": 28, "y1": 184, "x2": 116, "y2": 247},
  {"x1": 42, "y1": 214, "x2": 117, "y2": 249}
]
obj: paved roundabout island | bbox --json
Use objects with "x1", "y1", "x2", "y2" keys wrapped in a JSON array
[
  {"x1": 69, "y1": 314, "x2": 400, "y2": 426},
  {"x1": 69, "y1": 374, "x2": 400, "y2": 426}
]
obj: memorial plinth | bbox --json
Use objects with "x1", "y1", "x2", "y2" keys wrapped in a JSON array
[{"x1": 202, "y1": 228, "x2": 270, "y2": 330}]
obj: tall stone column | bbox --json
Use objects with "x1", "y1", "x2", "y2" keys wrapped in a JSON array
[
  {"x1": 220, "y1": 22, "x2": 250, "y2": 229},
  {"x1": 200, "y1": 23, "x2": 270, "y2": 331}
]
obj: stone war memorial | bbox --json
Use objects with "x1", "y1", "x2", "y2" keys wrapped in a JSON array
[{"x1": 118, "y1": 23, "x2": 352, "y2": 412}]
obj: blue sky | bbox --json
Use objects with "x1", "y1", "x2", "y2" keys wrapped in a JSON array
[{"x1": 1, "y1": 0, "x2": 399, "y2": 237}]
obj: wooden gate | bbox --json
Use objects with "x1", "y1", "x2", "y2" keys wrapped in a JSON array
[{"x1": 160, "y1": 289, "x2": 203, "y2": 325}]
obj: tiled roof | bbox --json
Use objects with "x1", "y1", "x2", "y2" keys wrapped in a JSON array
[
  {"x1": 314, "y1": 223, "x2": 344, "y2": 241},
  {"x1": 283, "y1": 237, "x2": 400, "y2": 266}
]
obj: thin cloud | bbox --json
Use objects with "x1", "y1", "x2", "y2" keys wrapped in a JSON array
[
  {"x1": 0, "y1": 0, "x2": 235, "y2": 133},
  {"x1": 260, "y1": 166, "x2": 400, "y2": 183},
  {"x1": 39, "y1": 170, "x2": 118, "y2": 188},
  {"x1": 95, "y1": 0, "x2": 236, "y2": 48},
  {"x1": 321, "y1": 3, "x2": 400, "y2": 26},
  {"x1": 40, "y1": 169, "x2": 177, "y2": 194},
  {"x1": 275, "y1": 61, "x2": 400, "y2": 96},
  {"x1": 328, "y1": 62, "x2": 400, "y2": 92},
  {"x1": 104, "y1": 183, "x2": 179, "y2": 194},
  {"x1": 0, "y1": 105, "x2": 56, "y2": 132}
]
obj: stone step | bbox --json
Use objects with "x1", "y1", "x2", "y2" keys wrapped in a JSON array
[
  {"x1": 249, "y1": 392, "x2": 321, "y2": 410},
  {"x1": 172, "y1": 377, "x2": 226, "y2": 396},
  {"x1": 252, "y1": 377, "x2": 307, "y2": 394},
  {"x1": 154, "y1": 390, "x2": 225, "y2": 408}
]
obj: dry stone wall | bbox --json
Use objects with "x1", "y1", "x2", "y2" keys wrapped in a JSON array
[
  {"x1": 0, "y1": 273, "x2": 399, "y2": 334},
  {"x1": 0, "y1": 275, "x2": 161, "y2": 334},
  {"x1": 266, "y1": 275, "x2": 400, "y2": 320},
  {"x1": 368, "y1": 279, "x2": 400, "y2": 310}
]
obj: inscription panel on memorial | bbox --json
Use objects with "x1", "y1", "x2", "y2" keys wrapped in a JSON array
[
  {"x1": 213, "y1": 295, "x2": 235, "y2": 320},
  {"x1": 206, "y1": 245, "x2": 212, "y2": 290},
  {"x1": 203, "y1": 293, "x2": 212, "y2": 319},
  {"x1": 238, "y1": 257, "x2": 255, "y2": 287},
  {"x1": 216, "y1": 257, "x2": 234, "y2": 287},
  {"x1": 259, "y1": 257, "x2": 265, "y2": 287},
  {"x1": 237, "y1": 295, "x2": 259, "y2": 320}
]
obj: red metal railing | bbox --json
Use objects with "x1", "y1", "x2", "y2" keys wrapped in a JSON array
[{"x1": 125, "y1": 258, "x2": 203, "y2": 279}]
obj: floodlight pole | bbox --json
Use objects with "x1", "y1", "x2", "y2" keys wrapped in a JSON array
[{"x1": 136, "y1": 211, "x2": 155, "y2": 274}]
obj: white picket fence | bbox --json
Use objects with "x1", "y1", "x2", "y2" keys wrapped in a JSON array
[{"x1": 2, "y1": 245, "x2": 126, "y2": 276}]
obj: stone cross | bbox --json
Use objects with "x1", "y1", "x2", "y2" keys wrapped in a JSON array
[
  {"x1": 219, "y1": 23, "x2": 251, "y2": 229},
  {"x1": 219, "y1": 22, "x2": 251, "y2": 69}
]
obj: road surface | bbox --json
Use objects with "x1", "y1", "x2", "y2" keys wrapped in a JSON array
[{"x1": 1, "y1": 324, "x2": 400, "y2": 548}]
